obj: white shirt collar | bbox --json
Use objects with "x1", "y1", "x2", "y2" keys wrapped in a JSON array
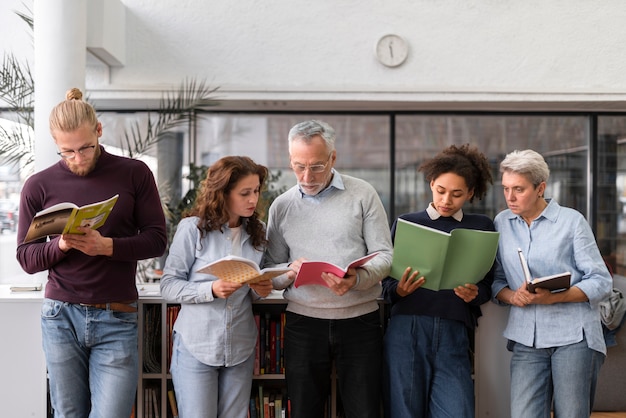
[{"x1": 426, "y1": 203, "x2": 464, "y2": 222}]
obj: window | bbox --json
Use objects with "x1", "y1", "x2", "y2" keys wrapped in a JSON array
[{"x1": 1, "y1": 110, "x2": 619, "y2": 283}]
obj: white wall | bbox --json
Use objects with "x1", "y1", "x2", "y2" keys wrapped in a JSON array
[{"x1": 3, "y1": 0, "x2": 626, "y2": 110}]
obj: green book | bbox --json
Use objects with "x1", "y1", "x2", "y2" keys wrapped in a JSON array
[{"x1": 390, "y1": 218, "x2": 500, "y2": 291}]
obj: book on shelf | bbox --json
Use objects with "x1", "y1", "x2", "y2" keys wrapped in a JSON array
[
  {"x1": 167, "y1": 305, "x2": 180, "y2": 370},
  {"x1": 268, "y1": 395, "x2": 275, "y2": 418},
  {"x1": 9, "y1": 284, "x2": 42, "y2": 292},
  {"x1": 251, "y1": 386, "x2": 287, "y2": 418},
  {"x1": 518, "y1": 248, "x2": 571, "y2": 293},
  {"x1": 254, "y1": 313, "x2": 261, "y2": 375},
  {"x1": 274, "y1": 397, "x2": 282, "y2": 418},
  {"x1": 258, "y1": 385, "x2": 264, "y2": 418},
  {"x1": 23, "y1": 194, "x2": 119, "y2": 243},
  {"x1": 151, "y1": 387, "x2": 160, "y2": 418},
  {"x1": 167, "y1": 390, "x2": 179, "y2": 418},
  {"x1": 253, "y1": 311, "x2": 285, "y2": 376},
  {"x1": 250, "y1": 398, "x2": 258, "y2": 418},
  {"x1": 390, "y1": 219, "x2": 499, "y2": 291},
  {"x1": 294, "y1": 252, "x2": 380, "y2": 288},
  {"x1": 143, "y1": 305, "x2": 162, "y2": 374},
  {"x1": 270, "y1": 319, "x2": 277, "y2": 374},
  {"x1": 197, "y1": 255, "x2": 291, "y2": 284},
  {"x1": 264, "y1": 313, "x2": 271, "y2": 374}
]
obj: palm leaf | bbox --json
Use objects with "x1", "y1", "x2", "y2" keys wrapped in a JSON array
[
  {"x1": 122, "y1": 78, "x2": 219, "y2": 158},
  {"x1": 0, "y1": 53, "x2": 35, "y2": 173}
]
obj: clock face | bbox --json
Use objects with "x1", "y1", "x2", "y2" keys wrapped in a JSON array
[{"x1": 376, "y1": 34, "x2": 409, "y2": 67}]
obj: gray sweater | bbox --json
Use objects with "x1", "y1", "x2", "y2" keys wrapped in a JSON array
[{"x1": 265, "y1": 172, "x2": 393, "y2": 319}]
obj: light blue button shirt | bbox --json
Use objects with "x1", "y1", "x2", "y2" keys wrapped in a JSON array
[
  {"x1": 160, "y1": 216, "x2": 264, "y2": 366},
  {"x1": 297, "y1": 168, "x2": 344, "y2": 199},
  {"x1": 492, "y1": 199, "x2": 612, "y2": 354}
]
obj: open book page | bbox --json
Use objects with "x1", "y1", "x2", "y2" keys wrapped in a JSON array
[
  {"x1": 517, "y1": 248, "x2": 571, "y2": 293},
  {"x1": 294, "y1": 252, "x2": 380, "y2": 288},
  {"x1": 197, "y1": 255, "x2": 291, "y2": 284},
  {"x1": 23, "y1": 194, "x2": 119, "y2": 243},
  {"x1": 62, "y1": 194, "x2": 119, "y2": 234},
  {"x1": 391, "y1": 219, "x2": 499, "y2": 291}
]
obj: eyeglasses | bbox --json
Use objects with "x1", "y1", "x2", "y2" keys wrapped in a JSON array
[
  {"x1": 291, "y1": 153, "x2": 332, "y2": 174},
  {"x1": 57, "y1": 145, "x2": 97, "y2": 160}
]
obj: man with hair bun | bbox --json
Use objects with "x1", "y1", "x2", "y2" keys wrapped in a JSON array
[{"x1": 17, "y1": 88, "x2": 167, "y2": 417}]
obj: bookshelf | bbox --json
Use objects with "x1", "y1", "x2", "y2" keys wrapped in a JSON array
[
  {"x1": 137, "y1": 286, "x2": 389, "y2": 418},
  {"x1": 137, "y1": 284, "x2": 178, "y2": 418},
  {"x1": 136, "y1": 286, "x2": 294, "y2": 418},
  {"x1": 250, "y1": 293, "x2": 288, "y2": 418}
]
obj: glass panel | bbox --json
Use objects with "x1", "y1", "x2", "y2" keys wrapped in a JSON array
[
  {"x1": 195, "y1": 113, "x2": 392, "y2": 221},
  {"x1": 0, "y1": 112, "x2": 32, "y2": 282},
  {"x1": 394, "y1": 115, "x2": 589, "y2": 222},
  {"x1": 597, "y1": 117, "x2": 626, "y2": 276},
  {"x1": 0, "y1": 111, "x2": 597, "y2": 284}
]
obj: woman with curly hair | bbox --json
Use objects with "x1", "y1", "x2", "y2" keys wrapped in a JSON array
[
  {"x1": 160, "y1": 156, "x2": 274, "y2": 418},
  {"x1": 382, "y1": 144, "x2": 495, "y2": 418}
]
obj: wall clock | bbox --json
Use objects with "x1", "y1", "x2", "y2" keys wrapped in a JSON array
[{"x1": 375, "y1": 34, "x2": 409, "y2": 67}]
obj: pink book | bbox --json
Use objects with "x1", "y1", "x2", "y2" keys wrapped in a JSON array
[
  {"x1": 293, "y1": 252, "x2": 380, "y2": 288},
  {"x1": 253, "y1": 313, "x2": 260, "y2": 375}
]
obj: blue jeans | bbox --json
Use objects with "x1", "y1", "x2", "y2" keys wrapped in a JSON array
[
  {"x1": 284, "y1": 310, "x2": 383, "y2": 418},
  {"x1": 509, "y1": 338, "x2": 605, "y2": 418},
  {"x1": 383, "y1": 315, "x2": 474, "y2": 418},
  {"x1": 170, "y1": 331, "x2": 255, "y2": 418},
  {"x1": 41, "y1": 298, "x2": 138, "y2": 418}
]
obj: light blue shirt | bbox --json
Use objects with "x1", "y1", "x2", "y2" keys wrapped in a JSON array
[
  {"x1": 160, "y1": 216, "x2": 264, "y2": 366},
  {"x1": 492, "y1": 199, "x2": 612, "y2": 354}
]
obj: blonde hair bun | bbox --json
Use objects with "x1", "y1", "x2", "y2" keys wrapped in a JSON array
[{"x1": 66, "y1": 88, "x2": 83, "y2": 101}]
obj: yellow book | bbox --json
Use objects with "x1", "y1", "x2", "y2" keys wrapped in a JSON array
[
  {"x1": 23, "y1": 194, "x2": 119, "y2": 243},
  {"x1": 197, "y1": 256, "x2": 291, "y2": 284}
]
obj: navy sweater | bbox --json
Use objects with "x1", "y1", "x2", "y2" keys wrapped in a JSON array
[{"x1": 381, "y1": 210, "x2": 495, "y2": 329}]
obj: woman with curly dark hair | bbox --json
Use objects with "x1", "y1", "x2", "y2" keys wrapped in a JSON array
[
  {"x1": 160, "y1": 156, "x2": 274, "y2": 418},
  {"x1": 382, "y1": 144, "x2": 495, "y2": 418}
]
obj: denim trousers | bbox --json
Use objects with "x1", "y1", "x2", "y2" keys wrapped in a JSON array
[
  {"x1": 170, "y1": 331, "x2": 255, "y2": 418},
  {"x1": 509, "y1": 338, "x2": 605, "y2": 418},
  {"x1": 382, "y1": 314, "x2": 474, "y2": 418},
  {"x1": 41, "y1": 298, "x2": 138, "y2": 418},
  {"x1": 284, "y1": 310, "x2": 383, "y2": 418}
]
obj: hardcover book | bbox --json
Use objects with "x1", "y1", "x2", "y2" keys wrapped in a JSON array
[
  {"x1": 23, "y1": 194, "x2": 119, "y2": 243},
  {"x1": 390, "y1": 219, "x2": 500, "y2": 291},
  {"x1": 518, "y1": 248, "x2": 571, "y2": 293},
  {"x1": 9, "y1": 284, "x2": 42, "y2": 292}
]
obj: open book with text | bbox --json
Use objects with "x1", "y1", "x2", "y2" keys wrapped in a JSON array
[
  {"x1": 294, "y1": 252, "x2": 380, "y2": 288},
  {"x1": 23, "y1": 194, "x2": 119, "y2": 243},
  {"x1": 197, "y1": 255, "x2": 291, "y2": 284},
  {"x1": 518, "y1": 248, "x2": 571, "y2": 293},
  {"x1": 390, "y1": 219, "x2": 500, "y2": 291}
]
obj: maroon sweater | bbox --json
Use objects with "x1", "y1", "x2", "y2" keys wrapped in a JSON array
[{"x1": 16, "y1": 146, "x2": 167, "y2": 303}]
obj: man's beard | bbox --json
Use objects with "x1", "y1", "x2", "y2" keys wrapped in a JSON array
[{"x1": 64, "y1": 151, "x2": 99, "y2": 176}]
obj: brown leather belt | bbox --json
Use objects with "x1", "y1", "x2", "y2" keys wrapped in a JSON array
[{"x1": 79, "y1": 300, "x2": 138, "y2": 313}]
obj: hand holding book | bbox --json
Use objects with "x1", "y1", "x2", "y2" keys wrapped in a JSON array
[
  {"x1": 293, "y1": 252, "x2": 379, "y2": 288},
  {"x1": 517, "y1": 248, "x2": 571, "y2": 293},
  {"x1": 23, "y1": 194, "x2": 119, "y2": 243},
  {"x1": 197, "y1": 256, "x2": 291, "y2": 284},
  {"x1": 390, "y1": 220, "x2": 499, "y2": 291}
]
